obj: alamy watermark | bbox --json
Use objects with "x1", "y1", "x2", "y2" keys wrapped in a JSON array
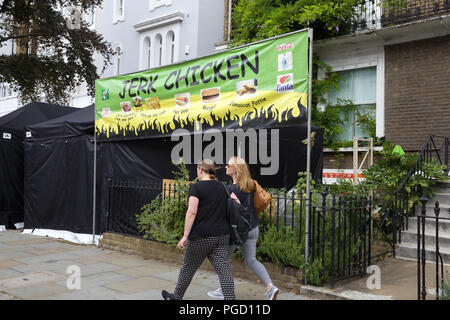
[
  {"x1": 170, "y1": 122, "x2": 280, "y2": 175},
  {"x1": 66, "y1": 265, "x2": 81, "y2": 290},
  {"x1": 366, "y1": 265, "x2": 381, "y2": 290}
]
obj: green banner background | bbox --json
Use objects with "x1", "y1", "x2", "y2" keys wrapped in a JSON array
[{"x1": 95, "y1": 30, "x2": 309, "y2": 140}]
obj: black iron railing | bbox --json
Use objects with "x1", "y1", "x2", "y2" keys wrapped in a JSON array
[
  {"x1": 106, "y1": 178, "x2": 373, "y2": 288},
  {"x1": 106, "y1": 178, "x2": 163, "y2": 236},
  {"x1": 380, "y1": 0, "x2": 450, "y2": 26},
  {"x1": 416, "y1": 197, "x2": 450, "y2": 300},
  {"x1": 309, "y1": 192, "x2": 372, "y2": 287},
  {"x1": 392, "y1": 136, "x2": 449, "y2": 254},
  {"x1": 351, "y1": 0, "x2": 450, "y2": 32}
]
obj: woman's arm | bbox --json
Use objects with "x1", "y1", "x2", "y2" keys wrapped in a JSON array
[
  {"x1": 230, "y1": 192, "x2": 240, "y2": 204},
  {"x1": 177, "y1": 196, "x2": 199, "y2": 249}
]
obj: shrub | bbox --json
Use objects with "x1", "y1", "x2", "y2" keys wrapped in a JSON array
[{"x1": 136, "y1": 161, "x2": 192, "y2": 246}]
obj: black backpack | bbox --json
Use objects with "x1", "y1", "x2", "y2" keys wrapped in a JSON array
[{"x1": 222, "y1": 183, "x2": 251, "y2": 246}]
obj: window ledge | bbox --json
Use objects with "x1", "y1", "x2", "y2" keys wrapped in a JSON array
[
  {"x1": 323, "y1": 146, "x2": 383, "y2": 152},
  {"x1": 133, "y1": 11, "x2": 184, "y2": 32},
  {"x1": 0, "y1": 95, "x2": 18, "y2": 101},
  {"x1": 113, "y1": 17, "x2": 125, "y2": 25}
]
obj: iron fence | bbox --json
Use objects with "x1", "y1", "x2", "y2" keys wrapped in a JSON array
[
  {"x1": 310, "y1": 192, "x2": 372, "y2": 287},
  {"x1": 106, "y1": 178, "x2": 373, "y2": 287},
  {"x1": 351, "y1": 0, "x2": 450, "y2": 32},
  {"x1": 416, "y1": 197, "x2": 450, "y2": 300},
  {"x1": 106, "y1": 178, "x2": 163, "y2": 236},
  {"x1": 392, "y1": 135, "x2": 449, "y2": 254}
]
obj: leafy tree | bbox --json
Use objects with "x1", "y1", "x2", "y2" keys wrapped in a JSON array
[
  {"x1": 231, "y1": 0, "x2": 361, "y2": 46},
  {"x1": 231, "y1": 0, "x2": 376, "y2": 148},
  {"x1": 0, "y1": 0, "x2": 113, "y2": 104}
]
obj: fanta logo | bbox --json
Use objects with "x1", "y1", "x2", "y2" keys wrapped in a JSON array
[
  {"x1": 279, "y1": 75, "x2": 291, "y2": 84},
  {"x1": 276, "y1": 84, "x2": 294, "y2": 93},
  {"x1": 276, "y1": 74, "x2": 294, "y2": 94}
]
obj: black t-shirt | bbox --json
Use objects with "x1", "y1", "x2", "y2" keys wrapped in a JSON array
[
  {"x1": 230, "y1": 184, "x2": 259, "y2": 229},
  {"x1": 187, "y1": 180, "x2": 229, "y2": 240}
]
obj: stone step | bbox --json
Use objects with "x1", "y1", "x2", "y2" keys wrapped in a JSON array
[
  {"x1": 396, "y1": 244, "x2": 450, "y2": 265},
  {"x1": 414, "y1": 203, "x2": 450, "y2": 218},
  {"x1": 426, "y1": 192, "x2": 450, "y2": 206},
  {"x1": 431, "y1": 181, "x2": 450, "y2": 192},
  {"x1": 406, "y1": 217, "x2": 450, "y2": 234},
  {"x1": 400, "y1": 229, "x2": 450, "y2": 248}
]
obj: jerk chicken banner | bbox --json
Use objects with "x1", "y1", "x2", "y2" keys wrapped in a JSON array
[{"x1": 95, "y1": 30, "x2": 309, "y2": 141}]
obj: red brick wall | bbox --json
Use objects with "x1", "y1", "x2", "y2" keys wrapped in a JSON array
[{"x1": 385, "y1": 35, "x2": 450, "y2": 151}]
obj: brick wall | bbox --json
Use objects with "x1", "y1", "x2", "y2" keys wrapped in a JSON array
[
  {"x1": 385, "y1": 35, "x2": 450, "y2": 151},
  {"x1": 323, "y1": 152, "x2": 354, "y2": 170}
]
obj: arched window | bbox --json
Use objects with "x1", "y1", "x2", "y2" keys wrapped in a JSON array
[
  {"x1": 166, "y1": 30, "x2": 175, "y2": 64},
  {"x1": 155, "y1": 34, "x2": 162, "y2": 67},
  {"x1": 114, "y1": 46, "x2": 122, "y2": 75},
  {"x1": 143, "y1": 37, "x2": 151, "y2": 69}
]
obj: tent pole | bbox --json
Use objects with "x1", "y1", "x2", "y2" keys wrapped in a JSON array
[
  {"x1": 305, "y1": 28, "x2": 313, "y2": 285},
  {"x1": 92, "y1": 126, "x2": 97, "y2": 245}
]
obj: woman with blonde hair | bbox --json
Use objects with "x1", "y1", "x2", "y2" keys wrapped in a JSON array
[{"x1": 207, "y1": 156, "x2": 279, "y2": 300}]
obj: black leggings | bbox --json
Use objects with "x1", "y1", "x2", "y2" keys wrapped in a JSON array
[{"x1": 174, "y1": 234, "x2": 235, "y2": 300}]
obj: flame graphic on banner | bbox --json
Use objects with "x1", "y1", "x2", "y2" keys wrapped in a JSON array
[{"x1": 95, "y1": 91, "x2": 307, "y2": 139}]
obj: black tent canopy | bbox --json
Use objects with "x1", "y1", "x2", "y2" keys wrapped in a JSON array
[
  {"x1": 0, "y1": 102, "x2": 77, "y2": 227},
  {"x1": 20, "y1": 103, "x2": 323, "y2": 235},
  {"x1": 24, "y1": 104, "x2": 95, "y2": 233},
  {"x1": 97, "y1": 124, "x2": 323, "y2": 234}
]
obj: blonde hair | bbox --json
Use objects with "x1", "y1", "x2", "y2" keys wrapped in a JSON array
[
  {"x1": 197, "y1": 159, "x2": 216, "y2": 180},
  {"x1": 228, "y1": 157, "x2": 255, "y2": 193}
]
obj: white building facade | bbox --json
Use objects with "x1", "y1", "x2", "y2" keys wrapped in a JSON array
[
  {"x1": 103, "y1": 0, "x2": 226, "y2": 78},
  {"x1": 0, "y1": 0, "x2": 227, "y2": 116}
]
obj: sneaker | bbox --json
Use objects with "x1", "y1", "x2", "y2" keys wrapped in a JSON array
[
  {"x1": 265, "y1": 285, "x2": 279, "y2": 300},
  {"x1": 161, "y1": 290, "x2": 177, "y2": 300},
  {"x1": 207, "y1": 287, "x2": 224, "y2": 299}
]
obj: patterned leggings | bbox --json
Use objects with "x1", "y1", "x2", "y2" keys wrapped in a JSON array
[{"x1": 174, "y1": 234, "x2": 235, "y2": 300}]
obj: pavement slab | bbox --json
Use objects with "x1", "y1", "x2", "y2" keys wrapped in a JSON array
[
  {"x1": 9, "y1": 259, "x2": 82, "y2": 275},
  {"x1": 0, "y1": 271, "x2": 64, "y2": 291},
  {"x1": 55, "y1": 271, "x2": 134, "y2": 290},
  {"x1": 0, "y1": 268, "x2": 23, "y2": 280},
  {"x1": 104, "y1": 276, "x2": 174, "y2": 294},
  {"x1": 70, "y1": 262, "x2": 125, "y2": 277},
  {"x1": 48, "y1": 286, "x2": 121, "y2": 300},
  {"x1": 6, "y1": 282, "x2": 70, "y2": 300},
  {"x1": 0, "y1": 258, "x2": 26, "y2": 269}
]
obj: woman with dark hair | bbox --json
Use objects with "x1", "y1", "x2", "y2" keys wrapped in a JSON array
[
  {"x1": 162, "y1": 159, "x2": 236, "y2": 300},
  {"x1": 207, "y1": 156, "x2": 279, "y2": 300}
]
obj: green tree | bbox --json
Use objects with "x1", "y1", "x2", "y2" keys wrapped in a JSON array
[
  {"x1": 0, "y1": 0, "x2": 112, "y2": 104},
  {"x1": 231, "y1": 0, "x2": 376, "y2": 149},
  {"x1": 231, "y1": 0, "x2": 361, "y2": 46}
]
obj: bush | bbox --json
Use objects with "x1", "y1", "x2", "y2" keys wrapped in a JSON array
[
  {"x1": 136, "y1": 161, "x2": 192, "y2": 246},
  {"x1": 258, "y1": 225, "x2": 305, "y2": 269}
]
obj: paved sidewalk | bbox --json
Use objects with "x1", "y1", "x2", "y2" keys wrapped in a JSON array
[
  {"x1": 300, "y1": 257, "x2": 450, "y2": 300},
  {"x1": 1, "y1": 230, "x2": 447, "y2": 300},
  {"x1": 0, "y1": 230, "x2": 308, "y2": 300}
]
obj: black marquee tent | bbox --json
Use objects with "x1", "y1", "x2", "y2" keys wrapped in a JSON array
[
  {"x1": 96, "y1": 123, "x2": 323, "y2": 234},
  {"x1": 21, "y1": 104, "x2": 323, "y2": 235},
  {"x1": 0, "y1": 102, "x2": 77, "y2": 227},
  {"x1": 24, "y1": 104, "x2": 95, "y2": 233}
]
